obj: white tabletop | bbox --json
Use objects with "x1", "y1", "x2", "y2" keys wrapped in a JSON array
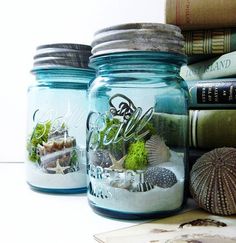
[
  {"x1": 0, "y1": 163, "x2": 196, "y2": 243},
  {"x1": 0, "y1": 163, "x2": 137, "y2": 243}
]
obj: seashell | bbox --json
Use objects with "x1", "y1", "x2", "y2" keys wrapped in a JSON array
[
  {"x1": 48, "y1": 129, "x2": 68, "y2": 140},
  {"x1": 38, "y1": 136, "x2": 76, "y2": 155},
  {"x1": 89, "y1": 149, "x2": 113, "y2": 168},
  {"x1": 144, "y1": 166, "x2": 177, "y2": 188},
  {"x1": 108, "y1": 154, "x2": 126, "y2": 170},
  {"x1": 190, "y1": 147, "x2": 236, "y2": 216},
  {"x1": 54, "y1": 139, "x2": 64, "y2": 150},
  {"x1": 110, "y1": 179, "x2": 132, "y2": 190},
  {"x1": 88, "y1": 182, "x2": 108, "y2": 199},
  {"x1": 40, "y1": 148, "x2": 74, "y2": 173},
  {"x1": 179, "y1": 218, "x2": 227, "y2": 228},
  {"x1": 145, "y1": 135, "x2": 171, "y2": 166},
  {"x1": 136, "y1": 182, "x2": 154, "y2": 192}
]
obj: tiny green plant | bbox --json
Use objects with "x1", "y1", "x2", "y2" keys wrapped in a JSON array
[{"x1": 27, "y1": 121, "x2": 51, "y2": 163}]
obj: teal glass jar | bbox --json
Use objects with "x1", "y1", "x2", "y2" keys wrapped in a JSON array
[
  {"x1": 87, "y1": 23, "x2": 189, "y2": 219},
  {"x1": 26, "y1": 43, "x2": 95, "y2": 193}
]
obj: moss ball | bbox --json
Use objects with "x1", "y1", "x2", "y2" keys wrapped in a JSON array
[{"x1": 124, "y1": 140, "x2": 148, "y2": 170}]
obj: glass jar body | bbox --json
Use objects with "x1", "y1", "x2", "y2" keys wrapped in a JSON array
[
  {"x1": 87, "y1": 52, "x2": 189, "y2": 218},
  {"x1": 26, "y1": 68, "x2": 94, "y2": 193}
]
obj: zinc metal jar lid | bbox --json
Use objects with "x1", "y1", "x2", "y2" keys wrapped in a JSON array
[
  {"x1": 33, "y1": 43, "x2": 92, "y2": 69},
  {"x1": 91, "y1": 23, "x2": 185, "y2": 56}
]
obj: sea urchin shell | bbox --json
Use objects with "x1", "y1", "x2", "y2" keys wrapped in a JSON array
[
  {"x1": 190, "y1": 147, "x2": 236, "y2": 216},
  {"x1": 144, "y1": 166, "x2": 177, "y2": 188}
]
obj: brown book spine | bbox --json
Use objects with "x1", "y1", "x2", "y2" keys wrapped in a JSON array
[{"x1": 165, "y1": 0, "x2": 236, "y2": 30}]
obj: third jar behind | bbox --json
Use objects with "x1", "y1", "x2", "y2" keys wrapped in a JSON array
[{"x1": 87, "y1": 23, "x2": 189, "y2": 219}]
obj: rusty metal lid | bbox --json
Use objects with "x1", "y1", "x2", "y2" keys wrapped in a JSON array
[
  {"x1": 33, "y1": 43, "x2": 92, "y2": 69},
  {"x1": 91, "y1": 23, "x2": 184, "y2": 56}
]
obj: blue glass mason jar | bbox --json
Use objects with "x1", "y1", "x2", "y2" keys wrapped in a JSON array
[
  {"x1": 26, "y1": 43, "x2": 95, "y2": 193},
  {"x1": 87, "y1": 23, "x2": 189, "y2": 219}
]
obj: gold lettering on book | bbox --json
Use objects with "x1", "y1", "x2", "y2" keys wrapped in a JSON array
[
  {"x1": 208, "y1": 87, "x2": 212, "y2": 102},
  {"x1": 205, "y1": 59, "x2": 231, "y2": 73},
  {"x1": 185, "y1": 0, "x2": 191, "y2": 24},
  {"x1": 214, "y1": 87, "x2": 219, "y2": 102},
  {"x1": 229, "y1": 85, "x2": 233, "y2": 101},
  {"x1": 202, "y1": 87, "x2": 206, "y2": 103}
]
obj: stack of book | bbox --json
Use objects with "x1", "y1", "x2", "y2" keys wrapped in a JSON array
[{"x1": 165, "y1": 0, "x2": 236, "y2": 166}]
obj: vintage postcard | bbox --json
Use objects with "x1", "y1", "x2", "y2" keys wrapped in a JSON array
[{"x1": 94, "y1": 209, "x2": 236, "y2": 243}]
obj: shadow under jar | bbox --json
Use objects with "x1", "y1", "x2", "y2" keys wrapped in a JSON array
[{"x1": 87, "y1": 23, "x2": 189, "y2": 219}]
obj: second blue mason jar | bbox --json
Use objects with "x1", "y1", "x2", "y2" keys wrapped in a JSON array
[
  {"x1": 87, "y1": 23, "x2": 189, "y2": 219},
  {"x1": 26, "y1": 43, "x2": 95, "y2": 193}
]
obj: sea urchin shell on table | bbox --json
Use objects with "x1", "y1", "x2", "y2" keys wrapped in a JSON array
[{"x1": 190, "y1": 147, "x2": 236, "y2": 216}]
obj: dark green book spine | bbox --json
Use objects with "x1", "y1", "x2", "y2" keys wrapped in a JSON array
[
  {"x1": 187, "y1": 78, "x2": 236, "y2": 108},
  {"x1": 183, "y1": 28, "x2": 236, "y2": 55},
  {"x1": 189, "y1": 109, "x2": 236, "y2": 149}
]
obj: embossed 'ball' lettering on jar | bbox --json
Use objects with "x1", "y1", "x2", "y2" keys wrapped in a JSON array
[
  {"x1": 87, "y1": 23, "x2": 189, "y2": 219},
  {"x1": 26, "y1": 43, "x2": 95, "y2": 193}
]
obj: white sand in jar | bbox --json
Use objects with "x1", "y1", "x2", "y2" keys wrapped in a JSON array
[
  {"x1": 89, "y1": 150, "x2": 185, "y2": 213},
  {"x1": 25, "y1": 161, "x2": 86, "y2": 189},
  {"x1": 89, "y1": 180, "x2": 184, "y2": 213}
]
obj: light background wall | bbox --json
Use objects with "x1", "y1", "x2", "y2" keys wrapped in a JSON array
[{"x1": 0, "y1": 0, "x2": 166, "y2": 162}]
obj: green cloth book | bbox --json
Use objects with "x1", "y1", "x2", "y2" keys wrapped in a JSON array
[
  {"x1": 183, "y1": 28, "x2": 236, "y2": 56},
  {"x1": 151, "y1": 112, "x2": 188, "y2": 148},
  {"x1": 152, "y1": 110, "x2": 236, "y2": 149},
  {"x1": 189, "y1": 109, "x2": 236, "y2": 149}
]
